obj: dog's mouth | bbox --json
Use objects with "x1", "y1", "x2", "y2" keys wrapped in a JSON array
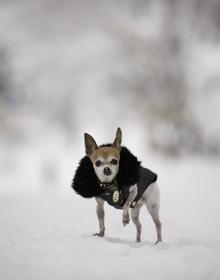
[{"x1": 103, "y1": 171, "x2": 112, "y2": 176}]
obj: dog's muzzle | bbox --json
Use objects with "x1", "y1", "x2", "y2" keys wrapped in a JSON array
[{"x1": 103, "y1": 167, "x2": 112, "y2": 176}]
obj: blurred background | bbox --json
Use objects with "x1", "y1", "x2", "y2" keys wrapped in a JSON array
[
  {"x1": 0, "y1": 0, "x2": 220, "y2": 194},
  {"x1": 1, "y1": 3, "x2": 220, "y2": 279}
]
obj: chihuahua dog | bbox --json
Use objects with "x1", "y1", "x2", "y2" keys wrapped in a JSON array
[{"x1": 73, "y1": 128, "x2": 162, "y2": 243}]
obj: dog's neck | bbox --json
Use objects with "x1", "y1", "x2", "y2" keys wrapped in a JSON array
[{"x1": 97, "y1": 179, "x2": 118, "y2": 190}]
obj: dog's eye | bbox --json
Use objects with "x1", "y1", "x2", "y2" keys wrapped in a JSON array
[
  {"x1": 95, "y1": 160, "x2": 101, "y2": 167},
  {"x1": 111, "y1": 159, "x2": 118, "y2": 165}
]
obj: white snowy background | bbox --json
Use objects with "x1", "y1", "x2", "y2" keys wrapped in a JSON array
[{"x1": 0, "y1": 1, "x2": 220, "y2": 279}]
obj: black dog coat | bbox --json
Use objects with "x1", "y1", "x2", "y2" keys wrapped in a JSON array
[{"x1": 72, "y1": 146, "x2": 157, "y2": 209}]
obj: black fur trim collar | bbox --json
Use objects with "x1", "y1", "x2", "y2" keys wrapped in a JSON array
[{"x1": 72, "y1": 146, "x2": 141, "y2": 198}]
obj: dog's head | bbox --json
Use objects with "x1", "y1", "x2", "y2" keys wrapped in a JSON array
[{"x1": 84, "y1": 128, "x2": 122, "y2": 183}]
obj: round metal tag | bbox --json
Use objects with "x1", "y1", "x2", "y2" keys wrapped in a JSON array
[{"x1": 112, "y1": 190, "x2": 119, "y2": 203}]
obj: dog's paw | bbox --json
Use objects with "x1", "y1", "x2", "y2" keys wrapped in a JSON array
[
  {"x1": 122, "y1": 213, "x2": 130, "y2": 226},
  {"x1": 93, "y1": 232, "x2": 104, "y2": 237},
  {"x1": 154, "y1": 239, "x2": 162, "y2": 245}
]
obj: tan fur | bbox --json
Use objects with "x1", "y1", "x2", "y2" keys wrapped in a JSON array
[{"x1": 90, "y1": 147, "x2": 120, "y2": 163}]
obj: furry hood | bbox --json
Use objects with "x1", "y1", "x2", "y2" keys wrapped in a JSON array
[{"x1": 72, "y1": 146, "x2": 141, "y2": 198}]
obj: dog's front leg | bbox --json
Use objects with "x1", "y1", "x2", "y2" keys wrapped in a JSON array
[
  {"x1": 122, "y1": 185, "x2": 137, "y2": 226},
  {"x1": 94, "y1": 197, "x2": 105, "y2": 237}
]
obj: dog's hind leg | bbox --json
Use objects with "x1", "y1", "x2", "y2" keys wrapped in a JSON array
[
  {"x1": 144, "y1": 182, "x2": 162, "y2": 244},
  {"x1": 94, "y1": 197, "x2": 105, "y2": 237},
  {"x1": 148, "y1": 204, "x2": 162, "y2": 244},
  {"x1": 131, "y1": 202, "x2": 143, "y2": 242}
]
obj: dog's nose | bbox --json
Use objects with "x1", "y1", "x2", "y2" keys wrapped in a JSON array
[{"x1": 103, "y1": 167, "x2": 111, "y2": 176}]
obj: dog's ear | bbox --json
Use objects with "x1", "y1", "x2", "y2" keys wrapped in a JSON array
[
  {"x1": 84, "y1": 133, "x2": 98, "y2": 156},
  {"x1": 112, "y1": 127, "x2": 122, "y2": 150}
]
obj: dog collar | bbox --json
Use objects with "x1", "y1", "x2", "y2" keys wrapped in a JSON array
[
  {"x1": 98, "y1": 178, "x2": 119, "y2": 189},
  {"x1": 98, "y1": 181, "x2": 114, "y2": 189}
]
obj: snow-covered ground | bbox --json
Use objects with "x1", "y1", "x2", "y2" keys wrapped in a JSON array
[{"x1": 0, "y1": 144, "x2": 220, "y2": 280}]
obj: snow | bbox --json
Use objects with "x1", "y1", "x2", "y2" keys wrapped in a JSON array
[{"x1": 1, "y1": 151, "x2": 220, "y2": 280}]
